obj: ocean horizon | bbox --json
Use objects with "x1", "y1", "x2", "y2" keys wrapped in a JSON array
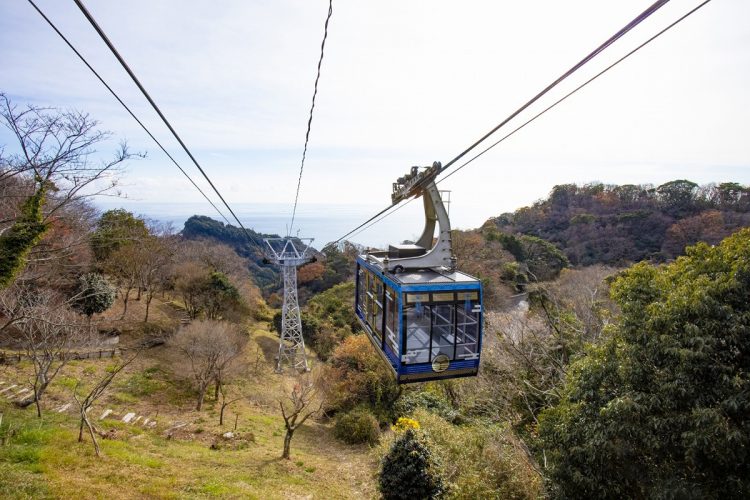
[{"x1": 93, "y1": 200, "x2": 472, "y2": 250}]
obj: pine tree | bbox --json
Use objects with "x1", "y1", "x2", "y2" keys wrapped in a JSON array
[{"x1": 379, "y1": 429, "x2": 444, "y2": 500}]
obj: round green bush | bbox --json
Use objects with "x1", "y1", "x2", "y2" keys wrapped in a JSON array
[
  {"x1": 379, "y1": 429, "x2": 444, "y2": 500},
  {"x1": 333, "y1": 408, "x2": 380, "y2": 445}
]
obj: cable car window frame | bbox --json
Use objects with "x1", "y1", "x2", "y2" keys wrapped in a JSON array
[
  {"x1": 456, "y1": 296, "x2": 480, "y2": 360},
  {"x1": 401, "y1": 289, "x2": 480, "y2": 365},
  {"x1": 384, "y1": 286, "x2": 398, "y2": 357},
  {"x1": 356, "y1": 267, "x2": 367, "y2": 317},
  {"x1": 373, "y1": 279, "x2": 384, "y2": 340}
]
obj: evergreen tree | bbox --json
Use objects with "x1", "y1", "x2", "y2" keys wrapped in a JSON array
[
  {"x1": 539, "y1": 229, "x2": 750, "y2": 499},
  {"x1": 71, "y1": 272, "x2": 116, "y2": 322},
  {"x1": 379, "y1": 429, "x2": 444, "y2": 500},
  {"x1": 0, "y1": 182, "x2": 48, "y2": 288}
]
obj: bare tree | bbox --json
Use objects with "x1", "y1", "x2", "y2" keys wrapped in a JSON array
[
  {"x1": 217, "y1": 382, "x2": 246, "y2": 427},
  {"x1": 12, "y1": 291, "x2": 89, "y2": 417},
  {"x1": 0, "y1": 93, "x2": 140, "y2": 289},
  {"x1": 536, "y1": 265, "x2": 617, "y2": 342},
  {"x1": 169, "y1": 320, "x2": 246, "y2": 411},
  {"x1": 105, "y1": 244, "x2": 142, "y2": 319},
  {"x1": 138, "y1": 235, "x2": 174, "y2": 322},
  {"x1": 73, "y1": 350, "x2": 139, "y2": 456},
  {"x1": 173, "y1": 262, "x2": 207, "y2": 320},
  {"x1": 279, "y1": 374, "x2": 322, "y2": 460},
  {"x1": 0, "y1": 281, "x2": 38, "y2": 334}
]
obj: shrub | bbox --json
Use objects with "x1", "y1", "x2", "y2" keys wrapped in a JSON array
[
  {"x1": 393, "y1": 390, "x2": 457, "y2": 422},
  {"x1": 413, "y1": 409, "x2": 542, "y2": 499},
  {"x1": 379, "y1": 429, "x2": 444, "y2": 500},
  {"x1": 391, "y1": 417, "x2": 420, "y2": 433},
  {"x1": 334, "y1": 408, "x2": 380, "y2": 445},
  {"x1": 71, "y1": 272, "x2": 116, "y2": 319},
  {"x1": 323, "y1": 335, "x2": 399, "y2": 419}
]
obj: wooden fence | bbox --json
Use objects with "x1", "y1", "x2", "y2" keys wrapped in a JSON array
[{"x1": 0, "y1": 348, "x2": 121, "y2": 365}]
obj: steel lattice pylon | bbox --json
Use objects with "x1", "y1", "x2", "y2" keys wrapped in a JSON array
[{"x1": 264, "y1": 237, "x2": 314, "y2": 372}]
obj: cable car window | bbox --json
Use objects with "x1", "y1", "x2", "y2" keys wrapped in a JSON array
[
  {"x1": 404, "y1": 303, "x2": 430, "y2": 364},
  {"x1": 357, "y1": 267, "x2": 366, "y2": 316},
  {"x1": 406, "y1": 293, "x2": 429, "y2": 304},
  {"x1": 431, "y1": 304, "x2": 455, "y2": 361},
  {"x1": 456, "y1": 292, "x2": 480, "y2": 360},
  {"x1": 373, "y1": 280, "x2": 384, "y2": 340},
  {"x1": 385, "y1": 288, "x2": 398, "y2": 355},
  {"x1": 431, "y1": 292, "x2": 454, "y2": 302},
  {"x1": 457, "y1": 291, "x2": 479, "y2": 301}
]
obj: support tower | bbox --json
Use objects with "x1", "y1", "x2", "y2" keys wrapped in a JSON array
[{"x1": 264, "y1": 237, "x2": 314, "y2": 372}]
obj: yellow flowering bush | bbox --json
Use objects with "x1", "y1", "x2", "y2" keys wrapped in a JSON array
[{"x1": 391, "y1": 417, "x2": 420, "y2": 433}]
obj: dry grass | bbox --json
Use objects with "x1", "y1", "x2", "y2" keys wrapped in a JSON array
[{"x1": 0, "y1": 300, "x2": 379, "y2": 499}]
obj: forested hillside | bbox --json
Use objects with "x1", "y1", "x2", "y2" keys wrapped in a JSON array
[
  {"x1": 489, "y1": 180, "x2": 750, "y2": 265},
  {"x1": 182, "y1": 215, "x2": 357, "y2": 302}
]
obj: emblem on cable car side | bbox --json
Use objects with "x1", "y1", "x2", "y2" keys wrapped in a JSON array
[{"x1": 432, "y1": 354, "x2": 450, "y2": 373}]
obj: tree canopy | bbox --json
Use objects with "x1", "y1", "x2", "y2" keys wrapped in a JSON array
[
  {"x1": 491, "y1": 180, "x2": 750, "y2": 266},
  {"x1": 538, "y1": 229, "x2": 750, "y2": 498}
]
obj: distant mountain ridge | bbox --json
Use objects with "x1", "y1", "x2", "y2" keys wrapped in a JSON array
[
  {"x1": 181, "y1": 215, "x2": 280, "y2": 292},
  {"x1": 181, "y1": 215, "x2": 344, "y2": 300},
  {"x1": 487, "y1": 180, "x2": 750, "y2": 266}
]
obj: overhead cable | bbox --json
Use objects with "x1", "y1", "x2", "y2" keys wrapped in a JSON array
[
  {"x1": 345, "y1": 0, "x2": 713, "y2": 245},
  {"x1": 27, "y1": 0, "x2": 233, "y2": 227},
  {"x1": 289, "y1": 0, "x2": 334, "y2": 237},
  {"x1": 353, "y1": 0, "x2": 714, "y2": 245},
  {"x1": 327, "y1": 0, "x2": 693, "y2": 247},
  {"x1": 439, "y1": 0, "x2": 713, "y2": 184},
  {"x1": 73, "y1": 0, "x2": 254, "y2": 239},
  {"x1": 441, "y1": 0, "x2": 670, "y2": 172}
]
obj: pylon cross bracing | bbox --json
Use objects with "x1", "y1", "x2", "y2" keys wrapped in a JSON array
[{"x1": 263, "y1": 237, "x2": 314, "y2": 372}]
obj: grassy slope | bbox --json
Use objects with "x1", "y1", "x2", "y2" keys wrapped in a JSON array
[{"x1": 0, "y1": 297, "x2": 378, "y2": 499}]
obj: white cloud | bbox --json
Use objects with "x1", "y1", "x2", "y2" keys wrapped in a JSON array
[{"x1": 2, "y1": 0, "x2": 749, "y2": 231}]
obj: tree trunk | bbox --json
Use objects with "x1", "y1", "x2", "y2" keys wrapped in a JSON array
[
  {"x1": 121, "y1": 287, "x2": 132, "y2": 319},
  {"x1": 196, "y1": 387, "x2": 206, "y2": 411},
  {"x1": 214, "y1": 379, "x2": 220, "y2": 400},
  {"x1": 144, "y1": 292, "x2": 153, "y2": 322},
  {"x1": 34, "y1": 393, "x2": 42, "y2": 418},
  {"x1": 220, "y1": 403, "x2": 226, "y2": 426},
  {"x1": 25, "y1": 376, "x2": 50, "y2": 416},
  {"x1": 282, "y1": 429, "x2": 294, "y2": 459},
  {"x1": 79, "y1": 414, "x2": 85, "y2": 442},
  {"x1": 84, "y1": 413, "x2": 101, "y2": 457}
]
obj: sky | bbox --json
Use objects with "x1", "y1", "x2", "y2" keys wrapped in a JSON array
[{"x1": 2, "y1": 0, "x2": 749, "y2": 240}]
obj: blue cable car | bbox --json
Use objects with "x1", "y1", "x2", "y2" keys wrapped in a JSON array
[{"x1": 354, "y1": 162, "x2": 483, "y2": 383}]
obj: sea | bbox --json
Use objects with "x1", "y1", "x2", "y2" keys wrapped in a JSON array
[{"x1": 93, "y1": 201, "x2": 480, "y2": 250}]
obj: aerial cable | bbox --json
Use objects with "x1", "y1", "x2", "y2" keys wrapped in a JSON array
[
  {"x1": 347, "y1": 197, "x2": 415, "y2": 244},
  {"x1": 441, "y1": 0, "x2": 670, "y2": 172},
  {"x1": 327, "y1": 0, "x2": 700, "y2": 247},
  {"x1": 342, "y1": 0, "x2": 713, "y2": 246},
  {"x1": 439, "y1": 0, "x2": 713, "y2": 185},
  {"x1": 288, "y1": 0, "x2": 334, "y2": 237},
  {"x1": 72, "y1": 0, "x2": 255, "y2": 240},
  {"x1": 26, "y1": 0, "x2": 233, "y2": 228}
]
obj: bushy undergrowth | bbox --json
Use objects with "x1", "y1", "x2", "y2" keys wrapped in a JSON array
[
  {"x1": 322, "y1": 335, "x2": 400, "y2": 422},
  {"x1": 333, "y1": 407, "x2": 380, "y2": 445},
  {"x1": 379, "y1": 409, "x2": 543, "y2": 499},
  {"x1": 393, "y1": 389, "x2": 457, "y2": 423}
]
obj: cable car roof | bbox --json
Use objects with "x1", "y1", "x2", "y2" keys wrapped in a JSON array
[{"x1": 357, "y1": 255, "x2": 479, "y2": 287}]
